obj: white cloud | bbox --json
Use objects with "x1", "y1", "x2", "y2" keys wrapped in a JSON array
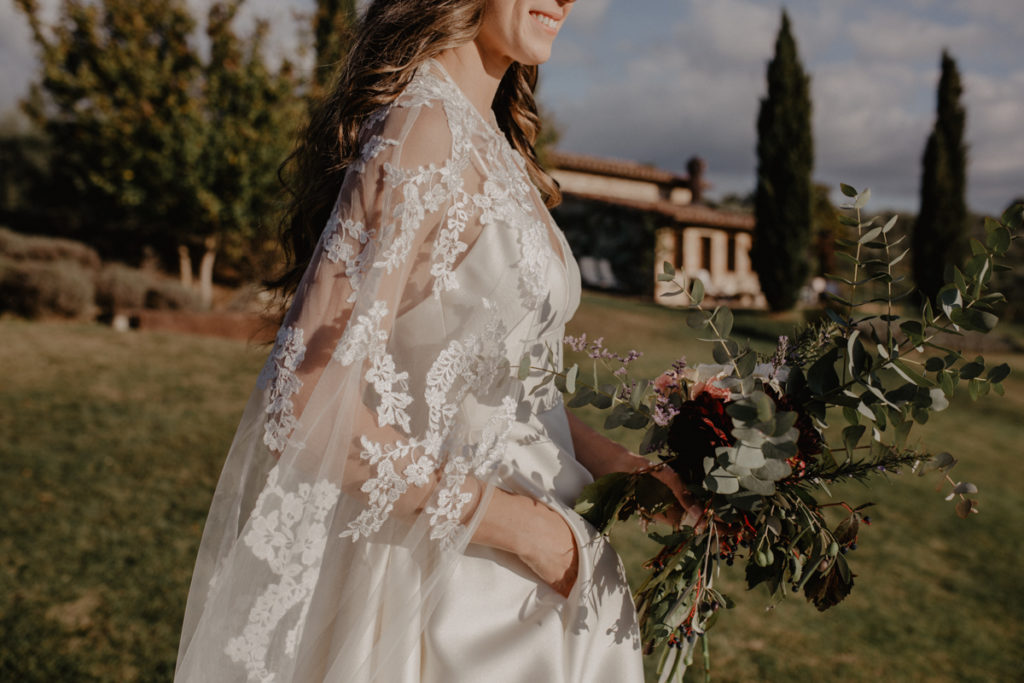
[
  {"x1": 680, "y1": 0, "x2": 777, "y2": 65},
  {"x1": 953, "y1": 0, "x2": 1024, "y2": 33},
  {"x1": 848, "y1": 10, "x2": 989, "y2": 62},
  {"x1": 566, "y1": 0, "x2": 611, "y2": 32}
]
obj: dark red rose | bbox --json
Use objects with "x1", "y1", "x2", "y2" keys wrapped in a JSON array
[
  {"x1": 768, "y1": 390, "x2": 822, "y2": 458},
  {"x1": 664, "y1": 392, "x2": 734, "y2": 484}
]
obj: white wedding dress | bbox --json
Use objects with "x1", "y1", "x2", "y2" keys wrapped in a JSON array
[{"x1": 175, "y1": 60, "x2": 644, "y2": 682}]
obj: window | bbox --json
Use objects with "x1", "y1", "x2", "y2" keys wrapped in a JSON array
[
  {"x1": 727, "y1": 234, "x2": 737, "y2": 272},
  {"x1": 675, "y1": 229, "x2": 684, "y2": 268},
  {"x1": 700, "y1": 236, "x2": 712, "y2": 271}
]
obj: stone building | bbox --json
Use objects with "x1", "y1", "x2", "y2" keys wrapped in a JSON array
[{"x1": 546, "y1": 151, "x2": 763, "y2": 308}]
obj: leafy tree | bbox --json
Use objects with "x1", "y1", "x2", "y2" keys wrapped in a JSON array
[
  {"x1": 913, "y1": 50, "x2": 968, "y2": 304},
  {"x1": 0, "y1": 115, "x2": 51, "y2": 224},
  {"x1": 312, "y1": 0, "x2": 358, "y2": 94},
  {"x1": 751, "y1": 10, "x2": 814, "y2": 311},
  {"x1": 14, "y1": 0, "x2": 303, "y2": 307},
  {"x1": 189, "y1": 2, "x2": 305, "y2": 303}
]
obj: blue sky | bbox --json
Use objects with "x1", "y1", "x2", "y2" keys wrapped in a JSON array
[{"x1": 2, "y1": 0, "x2": 1021, "y2": 213}]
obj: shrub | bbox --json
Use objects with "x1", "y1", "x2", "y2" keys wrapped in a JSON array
[
  {"x1": 96, "y1": 263, "x2": 201, "y2": 313},
  {"x1": 95, "y1": 263, "x2": 148, "y2": 312},
  {"x1": 0, "y1": 257, "x2": 96, "y2": 319},
  {"x1": 0, "y1": 226, "x2": 100, "y2": 270},
  {"x1": 144, "y1": 278, "x2": 201, "y2": 311}
]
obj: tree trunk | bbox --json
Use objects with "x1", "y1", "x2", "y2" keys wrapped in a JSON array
[
  {"x1": 178, "y1": 245, "x2": 193, "y2": 289},
  {"x1": 198, "y1": 236, "x2": 217, "y2": 310}
]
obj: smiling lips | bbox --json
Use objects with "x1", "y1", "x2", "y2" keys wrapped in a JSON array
[{"x1": 530, "y1": 11, "x2": 560, "y2": 31}]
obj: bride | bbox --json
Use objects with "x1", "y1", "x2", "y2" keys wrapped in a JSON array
[{"x1": 175, "y1": 0, "x2": 700, "y2": 680}]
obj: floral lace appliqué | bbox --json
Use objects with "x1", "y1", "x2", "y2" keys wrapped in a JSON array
[
  {"x1": 225, "y1": 468, "x2": 341, "y2": 681},
  {"x1": 324, "y1": 217, "x2": 377, "y2": 302},
  {"x1": 258, "y1": 325, "x2": 307, "y2": 454}
]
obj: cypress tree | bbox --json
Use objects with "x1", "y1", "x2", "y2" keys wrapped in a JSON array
[
  {"x1": 751, "y1": 10, "x2": 814, "y2": 311},
  {"x1": 913, "y1": 50, "x2": 968, "y2": 303}
]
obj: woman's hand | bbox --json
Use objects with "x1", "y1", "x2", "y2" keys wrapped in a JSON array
[
  {"x1": 621, "y1": 452, "x2": 706, "y2": 531},
  {"x1": 519, "y1": 503, "x2": 579, "y2": 598},
  {"x1": 471, "y1": 489, "x2": 579, "y2": 598}
]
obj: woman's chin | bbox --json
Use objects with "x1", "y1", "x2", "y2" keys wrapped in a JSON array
[{"x1": 517, "y1": 46, "x2": 553, "y2": 66}]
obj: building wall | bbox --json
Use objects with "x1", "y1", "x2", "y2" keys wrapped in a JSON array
[
  {"x1": 654, "y1": 227, "x2": 763, "y2": 307},
  {"x1": 550, "y1": 169, "x2": 668, "y2": 205}
]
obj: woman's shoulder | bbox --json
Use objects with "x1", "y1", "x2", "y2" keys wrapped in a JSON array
[
  {"x1": 394, "y1": 60, "x2": 465, "y2": 112},
  {"x1": 356, "y1": 63, "x2": 481, "y2": 176}
]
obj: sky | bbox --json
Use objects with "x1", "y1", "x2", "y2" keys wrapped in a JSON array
[{"x1": 2, "y1": 0, "x2": 1022, "y2": 213}]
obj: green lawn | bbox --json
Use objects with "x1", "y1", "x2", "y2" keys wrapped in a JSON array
[{"x1": 1, "y1": 293, "x2": 1021, "y2": 681}]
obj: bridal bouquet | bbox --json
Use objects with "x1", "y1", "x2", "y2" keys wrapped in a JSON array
[{"x1": 532, "y1": 189, "x2": 1020, "y2": 681}]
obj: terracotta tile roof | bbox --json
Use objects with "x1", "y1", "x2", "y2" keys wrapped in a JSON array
[
  {"x1": 564, "y1": 192, "x2": 755, "y2": 231},
  {"x1": 546, "y1": 150, "x2": 691, "y2": 187}
]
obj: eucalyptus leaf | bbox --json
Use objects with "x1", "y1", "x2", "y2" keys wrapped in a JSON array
[
  {"x1": 939, "y1": 370, "x2": 955, "y2": 397},
  {"x1": 567, "y1": 385, "x2": 595, "y2": 408},
  {"x1": 986, "y1": 226, "x2": 1011, "y2": 253},
  {"x1": 738, "y1": 474, "x2": 775, "y2": 496},
  {"x1": 735, "y1": 350, "x2": 757, "y2": 378},
  {"x1": 752, "y1": 391, "x2": 775, "y2": 423},
  {"x1": 591, "y1": 390, "x2": 612, "y2": 409},
  {"x1": 754, "y1": 459, "x2": 792, "y2": 481},
  {"x1": 858, "y1": 225, "x2": 883, "y2": 244},
  {"x1": 840, "y1": 183, "x2": 858, "y2": 197},
  {"x1": 687, "y1": 310, "x2": 710, "y2": 329},
  {"x1": 960, "y1": 360, "x2": 985, "y2": 380},
  {"x1": 918, "y1": 451, "x2": 956, "y2": 475},
  {"x1": 807, "y1": 349, "x2": 840, "y2": 395},
  {"x1": 762, "y1": 439, "x2": 798, "y2": 459},
  {"x1": 890, "y1": 358, "x2": 934, "y2": 387},
  {"x1": 854, "y1": 187, "x2": 872, "y2": 209},
  {"x1": 842, "y1": 405, "x2": 859, "y2": 426},
  {"x1": 956, "y1": 498, "x2": 978, "y2": 518},
  {"x1": 938, "y1": 284, "x2": 963, "y2": 320},
  {"x1": 714, "y1": 307, "x2": 734, "y2": 339},
  {"x1": 705, "y1": 469, "x2": 740, "y2": 494},
  {"x1": 951, "y1": 481, "x2": 978, "y2": 495},
  {"x1": 842, "y1": 424, "x2": 866, "y2": 456},
  {"x1": 734, "y1": 443, "x2": 767, "y2": 469},
  {"x1": 565, "y1": 364, "x2": 578, "y2": 394},
  {"x1": 690, "y1": 278, "x2": 705, "y2": 306},
  {"x1": 987, "y1": 362, "x2": 1010, "y2": 384},
  {"x1": 847, "y1": 331, "x2": 867, "y2": 376},
  {"x1": 726, "y1": 399, "x2": 759, "y2": 424},
  {"x1": 712, "y1": 341, "x2": 733, "y2": 365},
  {"x1": 772, "y1": 410, "x2": 798, "y2": 436},
  {"x1": 727, "y1": 490, "x2": 765, "y2": 512}
]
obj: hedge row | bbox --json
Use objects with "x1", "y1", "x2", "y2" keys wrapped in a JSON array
[{"x1": 0, "y1": 228, "x2": 199, "y2": 319}]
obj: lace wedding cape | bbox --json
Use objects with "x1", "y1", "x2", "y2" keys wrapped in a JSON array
[{"x1": 174, "y1": 60, "x2": 616, "y2": 682}]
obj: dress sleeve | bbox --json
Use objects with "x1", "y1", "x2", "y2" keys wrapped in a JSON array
[{"x1": 176, "y1": 93, "x2": 522, "y2": 682}]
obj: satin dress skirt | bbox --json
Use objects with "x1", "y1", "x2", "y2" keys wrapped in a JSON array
[{"x1": 420, "y1": 402, "x2": 645, "y2": 682}]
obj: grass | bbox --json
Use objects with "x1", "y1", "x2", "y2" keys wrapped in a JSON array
[
  {"x1": 0, "y1": 319, "x2": 266, "y2": 682},
  {"x1": 1, "y1": 292, "x2": 1021, "y2": 681}
]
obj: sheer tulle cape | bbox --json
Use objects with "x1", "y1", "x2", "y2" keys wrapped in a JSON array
[{"x1": 173, "y1": 61, "x2": 590, "y2": 682}]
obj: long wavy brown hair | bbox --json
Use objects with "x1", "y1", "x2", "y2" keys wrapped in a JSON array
[{"x1": 271, "y1": 0, "x2": 561, "y2": 298}]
